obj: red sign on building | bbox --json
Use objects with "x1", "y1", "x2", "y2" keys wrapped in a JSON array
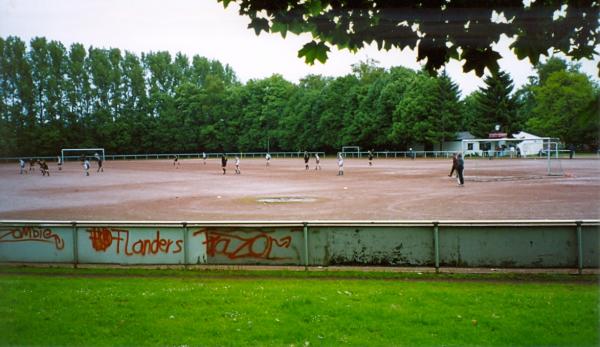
[{"x1": 488, "y1": 132, "x2": 507, "y2": 139}]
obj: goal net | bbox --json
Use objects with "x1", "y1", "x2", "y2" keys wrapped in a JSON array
[
  {"x1": 460, "y1": 138, "x2": 564, "y2": 181},
  {"x1": 342, "y1": 146, "x2": 361, "y2": 158},
  {"x1": 61, "y1": 148, "x2": 105, "y2": 162}
]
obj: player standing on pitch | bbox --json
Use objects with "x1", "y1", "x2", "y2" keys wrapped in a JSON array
[
  {"x1": 315, "y1": 153, "x2": 321, "y2": 170},
  {"x1": 173, "y1": 155, "x2": 180, "y2": 168},
  {"x1": 221, "y1": 154, "x2": 228, "y2": 175},
  {"x1": 337, "y1": 153, "x2": 344, "y2": 176},
  {"x1": 368, "y1": 150, "x2": 374, "y2": 166},
  {"x1": 40, "y1": 160, "x2": 50, "y2": 176},
  {"x1": 83, "y1": 158, "x2": 90, "y2": 176},
  {"x1": 448, "y1": 153, "x2": 458, "y2": 177},
  {"x1": 234, "y1": 156, "x2": 241, "y2": 174},
  {"x1": 456, "y1": 153, "x2": 464, "y2": 186},
  {"x1": 265, "y1": 153, "x2": 271, "y2": 167},
  {"x1": 304, "y1": 151, "x2": 310, "y2": 170},
  {"x1": 57, "y1": 155, "x2": 63, "y2": 171},
  {"x1": 202, "y1": 152, "x2": 207, "y2": 165},
  {"x1": 19, "y1": 159, "x2": 25, "y2": 174},
  {"x1": 28, "y1": 158, "x2": 36, "y2": 173}
]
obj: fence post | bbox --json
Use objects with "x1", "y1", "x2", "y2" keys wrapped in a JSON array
[
  {"x1": 433, "y1": 222, "x2": 440, "y2": 273},
  {"x1": 72, "y1": 221, "x2": 78, "y2": 268},
  {"x1": 303, "y1": 222, "x2": 309, "y2": 270},
  {"x1": 183, "y1": 222, "x2": 189, "y2": 267},
  {"x1": 576, "y1": 221, "x2": 583, "y2": 275}
]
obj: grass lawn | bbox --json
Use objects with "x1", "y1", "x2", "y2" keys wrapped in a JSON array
[{"x1": 0, "y1": 268, "x2": 598, "y2": 346}]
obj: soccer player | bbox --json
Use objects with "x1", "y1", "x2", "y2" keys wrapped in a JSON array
[
  {"x1": 40, "y1": 160, "x2": 50, "y2": 176},
  {"x1": 448, "y1": 153, "x2": 458, "y2": 177},
  {"x1": 83, "y1": 158, "x2": 90, "y2": 176},
  {"x1": 57, "y1": 155, "x2": 63, "y2": 171},
  {"x1": 173, "y1": 155, "x2": 180, "y2": 168},
  {"x1": 28, "y1": 159, "x2": 36, "y2": 173},
  {"x1": 234, "y1": 156, "x2": 241, "y2": 174},
  {"x1": 314, "y1": 153, "x2": 321, "y2": 170},
  {"x1": 221, "y1": 154, "x2": 228, "y2": 175},
  {"x1": 368, "y1": 150, "x2": 374, "y2": 166},
  {"x1": 202, "y1": 152, "x2": 207, "y2": 165},
  {"x1": 19, "y1": 159, "x2": 25, "y2": 174},
  {"x1": 265, "y1": 153, "x2": 271, "y2": 167},
  {"x1": 456, "y1": 153, "x2": 465, "y2": 186},
  {"x1": 304, "y1": 151, "x2": 310, "y2": 170},
  {"x1": 337, "y1": 153, "x2": 344, "y2": 176},
  {"x1": 97, "y1": 157, "x2": 104, "y2": 172}
]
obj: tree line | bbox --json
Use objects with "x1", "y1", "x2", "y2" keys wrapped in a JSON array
[{"x1": 0, "y1": 36, "x2": 598, "y2": 157}]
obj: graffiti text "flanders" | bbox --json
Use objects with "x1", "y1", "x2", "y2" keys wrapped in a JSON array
[{"x1": 87, "y1": 228, "x2": 182, "y2": 256}]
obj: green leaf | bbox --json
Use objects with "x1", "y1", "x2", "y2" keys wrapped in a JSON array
[
  {"x1": 306, "y1": 0, "x2": 323, "y2": 16},
  {"x1": 248, "y1": 17, "x2": 270, "y2": 35},
  {"x1": 271, "y1": 22, "x2": 288, "y2": 38},
  {"x1": 297, "y1": 41, "x2": 330, "y2": 64},
  {"x1": 219, "y1": 0, "x2": 234, "y2": 9}
]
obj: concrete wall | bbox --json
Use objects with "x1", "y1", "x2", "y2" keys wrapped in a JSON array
[{"x1": 0, "y1": 221, "x2": 598, "y2": 269}]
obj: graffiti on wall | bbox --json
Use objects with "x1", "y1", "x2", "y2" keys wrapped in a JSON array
[
  {"x1": 193, "y1": 229, "x2": 293, "y2": 260},
  {"x1": 87, "y1": 227, "x2": 182, "y2": 256},
  {"x1": 0, "y1": 226, "x2": 65, "y2": 250}
]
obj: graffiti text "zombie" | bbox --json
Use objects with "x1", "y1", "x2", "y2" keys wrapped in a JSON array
[{"x1": 0, "y1": 227, "x2": 64, "y2": 250}]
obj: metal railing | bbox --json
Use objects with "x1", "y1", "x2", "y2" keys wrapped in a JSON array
[
  {"x1": 3, "y1": 150, "x2": 597, "y2": 163},
  {"x1": 1, "y1": 219, "x2": 598, "y2": 272}
]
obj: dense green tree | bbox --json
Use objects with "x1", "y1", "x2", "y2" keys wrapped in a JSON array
[
  {"x1": 391, "y1": 72, "x2": 439, "y2": 149},
  {"x1": 316, "y1": 75, "x2": 359, "y2": 152},
  {"x1": 434, "y1": 71, "x2": 463, "y2": 150},
  {"x1": 389, "y1": 71, "x2": 463, "y2": 149},
  {"x1": 1, "y1": 35, "x2": 597, "y2": 157},
  {"x1": 526, "y1": 70, "x2": 599, "y2": 147},
  {"x1": 468, "y1": 70, "x2": 518, "y2": 137}
]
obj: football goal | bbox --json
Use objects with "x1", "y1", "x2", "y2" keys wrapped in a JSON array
[
  {"x1": 61, "y1": 148, "x2": 105, "y2": 163},
  {"x1": 342, "y1": 146, "x2": 361, "y2": 158},
  {"x1": 460, "y1": 137, "x2": 564, "y2": 180}
]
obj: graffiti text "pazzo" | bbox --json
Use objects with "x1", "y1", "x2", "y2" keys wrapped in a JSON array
[{"x1": 194, "y1": 229, "x2": 292, "y2": 260}]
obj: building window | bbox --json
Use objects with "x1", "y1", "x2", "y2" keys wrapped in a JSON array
[{"x1": 467, "y1": 143, "x2": 473, "y2": 150}]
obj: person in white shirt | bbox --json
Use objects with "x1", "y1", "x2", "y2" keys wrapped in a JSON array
[
  {"x1": 337, "y1": 153, "x2": 344, "y2": 176},
  {"x1": 19, "y1": 159, "x2": 25, "y2": 174},
  {"x1": 83, "y1": 159, "x2": 90, "y2": 176},
  {"x1": 234, "y1": 156, "x2": 241, "y2": 174},
  {"x1": 314, "y1": 153, "x2": 321, "y2": 170}
]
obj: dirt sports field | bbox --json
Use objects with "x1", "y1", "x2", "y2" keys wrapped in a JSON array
[{"x1": 0, "y1": 157, "x2": 598, "y2": 221}]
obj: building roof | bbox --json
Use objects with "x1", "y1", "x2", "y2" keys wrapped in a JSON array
[
  {"x1": 456, "y1": 131, "x2": 475, "y2": 140},
  {"x1": 512, "y1": 131, "x2": 542, "y2": 140}
]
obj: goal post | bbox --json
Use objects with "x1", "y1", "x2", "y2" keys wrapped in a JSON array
[
  {"x1": 61, "y1": 148, "x2": 105, "y2": 163},
  {"x1": 342, "y1": 146, "x2": 361, "y2": 158},
  {"x1": 460, "y1": 137, "x2": 565, "y2": 177}
]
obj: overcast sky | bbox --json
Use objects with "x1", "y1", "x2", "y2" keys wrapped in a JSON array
[{"x1": 1, "y1": 0, "x2": 598, "y2": 96}]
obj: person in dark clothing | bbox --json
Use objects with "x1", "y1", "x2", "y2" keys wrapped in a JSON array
[
  {"x1": 303, "y1": 151, "x2": 310, "y2": 170},
  {"x1": 28, "y1": 159, "x2": 36, "y2": 173},
  {"x1": 40, "y1": 160, "x2": 50, "y2": 176},
  {"x1": 448, "y1": 153, "x2": 458, "y2": 177},
  {"x1": 368, "y1": 150, "x2": 374, "y2": 166},
  {"x1": 568, "y1": 144, "x2": 575, "y2": 159},
  {"x1": 456, "y1": 153, "x2": 465, "y2": 186},
  {"x1": 221, "y1": 154, "x2": 228, "y2": 175}
]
